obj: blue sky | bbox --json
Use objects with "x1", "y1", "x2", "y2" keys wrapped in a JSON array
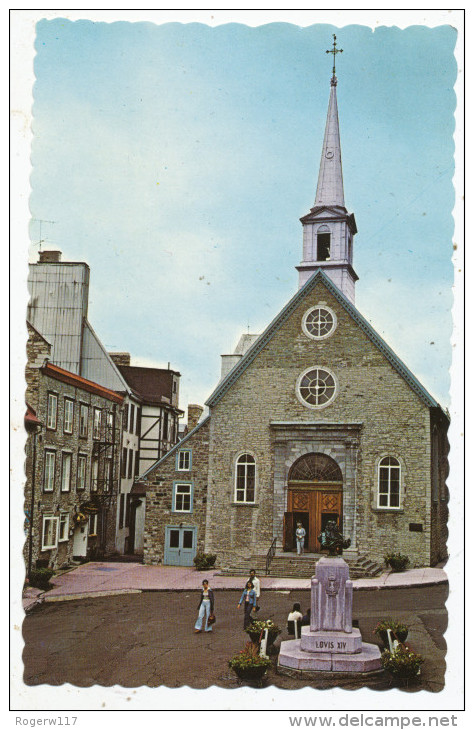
[{"x1": 29, "y1": 19, "x2": 457, "y2": 411}]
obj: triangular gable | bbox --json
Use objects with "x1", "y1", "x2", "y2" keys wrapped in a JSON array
[
  {"x1": 206, "y1": 269, "x2": 442, "y2": 410},
  {"x1": 140, "y1": 415, "x2": 211, "y2": 479},
  {"x1": 300, "y1": 207, "x2": 357, "y2": 234}
]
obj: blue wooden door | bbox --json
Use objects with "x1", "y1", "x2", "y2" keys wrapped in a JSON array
[{"x1": 164, "y1": 526, "x2": 196, "y2": 566}]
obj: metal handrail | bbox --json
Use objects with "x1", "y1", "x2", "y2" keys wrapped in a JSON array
[{"x1": 265, "y1": 537, "x2": 277, "y2": 575}]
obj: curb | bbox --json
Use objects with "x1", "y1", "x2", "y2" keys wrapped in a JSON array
[
  {"x1": 27, "y1": 577, "x2": 449, "y2": 605},
  {"x1": 43, "y1": 589, "x2": 142, "y2": 602}
]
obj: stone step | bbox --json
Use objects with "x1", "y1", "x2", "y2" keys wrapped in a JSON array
[{"x1": 217, "y1": 553, "x2": 383, "y2": 580}]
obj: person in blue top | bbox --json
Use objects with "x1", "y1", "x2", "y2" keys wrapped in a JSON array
[{"x1": 238, "y1": 580, "x2": 256, "y2": 629}]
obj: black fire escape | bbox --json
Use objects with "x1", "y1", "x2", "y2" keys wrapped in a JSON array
[{"x1": 89, "y1": 403, "x2": 119, "y2": 555}]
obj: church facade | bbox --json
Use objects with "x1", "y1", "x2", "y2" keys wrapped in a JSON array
[{"x1": 141, "y1": 53, "x2": 449, "y2": 571}]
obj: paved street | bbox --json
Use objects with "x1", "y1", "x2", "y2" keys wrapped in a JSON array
[{"x1": 23, "y1": 585, "x2": 447, "y2": 692}]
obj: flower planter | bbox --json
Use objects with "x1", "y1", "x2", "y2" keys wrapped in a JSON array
[
  {"x1": 245, "y1": 620, "x2": 281, "y2": 647},
  {"x1": 381, "y1": 645, "x2": 424, "y2": 682},
  {"x1": 232, "y1": 664, "x2": 269, "y2": 681},
  {"x1": 247, "y1": 629, "x2": 279, "y2": 647}
]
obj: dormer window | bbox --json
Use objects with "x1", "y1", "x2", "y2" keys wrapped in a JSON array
[{"x1": 316, "y1": 225, "x2": 331, "y2": 261}]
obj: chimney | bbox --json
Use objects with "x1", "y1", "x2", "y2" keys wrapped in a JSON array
[
  {"x1": 187, "y1": 404, "x2": 204, "y2": 432},
  {"x1": 39, "y1": 250, "x2": 62, "y2": 263},
  {"x1": 109, "y1": 352, "x2": 131, "y2": 367}
]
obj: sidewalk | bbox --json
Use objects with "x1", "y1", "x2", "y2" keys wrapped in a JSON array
[{"x1": 22, "y1": 561, "x2": 448, "y2": 612}]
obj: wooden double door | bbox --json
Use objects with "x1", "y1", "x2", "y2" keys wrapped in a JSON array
[{"x1": 284, "y1": 486, "x2": 342, "y2": 552}]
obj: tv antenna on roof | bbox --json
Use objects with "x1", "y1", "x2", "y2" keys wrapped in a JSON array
[{"x1": 31, "y1": 219, "x2": 55, "y2": 252}]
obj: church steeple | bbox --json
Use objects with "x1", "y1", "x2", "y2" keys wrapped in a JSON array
[
  {"x1": 296, "y1": 36, "x2": 358, "y2": 303},
  {"x1": 314, "y1": 79, "x2": 345, "y2": 208}
]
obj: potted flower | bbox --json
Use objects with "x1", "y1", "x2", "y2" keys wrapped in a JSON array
[
  {"x1": 245, "y1": 619, "x2": 281, "y2": 647},
  {"x1": 381, "y1": 643, "x2": 424, "y2": 682},
  {"x1": 229, "y1": 642, "x2": 271, "y2": 684},
  {"x1": 384, "y1": 552, "x2": 410, "y2": 572},
  {"x1": 373, "y1": 619, "x2": 409, "y2": 647}
]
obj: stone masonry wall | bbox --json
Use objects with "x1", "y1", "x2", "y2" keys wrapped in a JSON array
[
  {"x1": 143, "y1": 419, "x2": 210, "y2": 565},
  {"x1": 24, "y1": 367, "x2": 122, "y2": 571},
  {"x1": 206, "y1": 280, "x2": 434, "y2": 567}
]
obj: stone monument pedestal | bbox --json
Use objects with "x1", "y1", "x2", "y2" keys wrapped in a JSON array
[{"x1": 278, "y1": 556, "x2": 382, "y2": 676}]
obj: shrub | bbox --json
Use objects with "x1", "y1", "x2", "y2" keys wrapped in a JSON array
[
  {"x1": 381, "y1": 644, "x2": 424, "y2": 680},
  {"x1": 384, "y1": 552, "x2": 410, "y2": 572},
  {"x1": 193, "y1": 552, "x2": 217, "y2": 570},
  {"x1": 28, "y1": 568, "x2": 54, "y2": 591},
  {"x1": 373, "y1": 619, "x2": 409, "y2": 644},
  {"x1": 229, "y1": 642, "x2": 271, "y2": 680}
]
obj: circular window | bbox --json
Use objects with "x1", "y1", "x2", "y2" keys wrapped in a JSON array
[
  {"x1": 296, "y1": 367, "x2": 337, "y2": 409},
  {"x1": 302, "y1": 306, "x2": 337, "y2": 340}
]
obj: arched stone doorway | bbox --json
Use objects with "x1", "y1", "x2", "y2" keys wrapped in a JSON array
[{"x1": 284, "y1": 453, "x2": 343, "y2": 552}]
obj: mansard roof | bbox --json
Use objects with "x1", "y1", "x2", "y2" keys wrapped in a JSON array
[{"x1": 205, "y1": 269, "x2": 444, "y2": 412}]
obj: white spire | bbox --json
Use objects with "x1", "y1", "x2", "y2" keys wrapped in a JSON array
[{"x1": 314, "y1": 79, "x2": 345, "y2": 209}]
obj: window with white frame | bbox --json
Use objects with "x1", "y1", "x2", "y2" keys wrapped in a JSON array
[
  {"x1": 64, "y1": 398, "x2": 74, "y2": 433},
  {"x1": 60, "y1": 453, "x2": 72, "y2": 492},
  {"x1": 77, "y1": 454, "x2": 87, "y2": 491},
  {"x1": 93, "y1": 408, "x2": 102, "y2": 439},
  {"x1": 91, "y1": 459, "x2": 98, "y2": 492},
  {"x1": 42, "y1": 515, "x2": 58, "y2": 550},
  {"x1": 79, "y1": 404, "x2": 89, "y2": 438},
  {"x1": 43, "y1": 450, "x2": 56, "y2": 492},
  {"x1": 235, "y1": 454, "x2": 256, "y2": 503},
  {"x1": 297, "y1": 367, "x2": 337, "y2": 409},
  {"x1": 173, "y1": 483, "x2": 192, "y2": 512},
  {"x1": 177, "y1": 449, "x2": 191, "y2": 471},
  {"x1": 302, "y1": 306, "x2": 337, "y2": 340},
  {"x1": 58, "y1": 513, "x2": 69, "y2": 541},
  {"x1": 89, "y1": 513, "x2": 98, "y2": 536},
  {"x1": 47, "y1": 393, "x2": 58, "y2": 430},
  {"x1": 106, "y1": 411, "x2": 114, "y2": 437},
  {"x1": 104, "y1": 458, "x2": 112, "y2": 492},
  {"x1": 378, "y1": 456, "x2": 401, "y2": 509}
]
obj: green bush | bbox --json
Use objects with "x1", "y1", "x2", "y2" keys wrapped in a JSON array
[
  {"x1": 28, "y1": 568, "x2": 54, "y2": 590},
  {"x1": 384, "y1": 552, "x2": 410, "y2": 572},
  {"x1": 193, "y1": 552, "x2": 217, "y2": 570}
]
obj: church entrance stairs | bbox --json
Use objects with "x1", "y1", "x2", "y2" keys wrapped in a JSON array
[{"x1": 217, "y1": 552, "x2": 383, "y2": 580}]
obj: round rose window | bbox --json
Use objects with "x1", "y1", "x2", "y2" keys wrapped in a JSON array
[
  {"x1": 297, "y1": 367, "x2": 337, "y2": 408},
  {"x1": 302, "y1": 306, "x2": 337, "y2": 340}
]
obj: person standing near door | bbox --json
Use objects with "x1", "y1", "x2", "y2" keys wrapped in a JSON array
[
  {"x1": 194, "y1": 579, "x2": 215, "y2": 633},
  {"x1": 296, "y1": 522, "x2": 306, "y2": 555}
]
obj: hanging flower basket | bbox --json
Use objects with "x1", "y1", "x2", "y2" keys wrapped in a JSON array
[{"x1": 73, "y1": 512, "x2": 88, "y2": 525}]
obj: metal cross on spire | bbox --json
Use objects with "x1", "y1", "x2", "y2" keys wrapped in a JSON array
[{"x1": 326, "y1": 34, "x2": 343, "y2": 83}]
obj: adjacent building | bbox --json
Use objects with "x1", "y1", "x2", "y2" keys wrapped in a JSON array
[
  {"x1": 25, "y1": 253, "x2": 183, "y2": 562},
  {"x1": 25, "y1": 322, "x2": 123, "y2": 571},
  {"x1": 140, "y1": 60, "x2": 449, "y2": 570},
  {"x1": 108, "y1": 353, "x2": 183, "y2": 556}
]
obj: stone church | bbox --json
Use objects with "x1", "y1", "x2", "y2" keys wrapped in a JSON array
[{"x1": 141, "y1": 54, "x2": 449, "y2": 572}]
